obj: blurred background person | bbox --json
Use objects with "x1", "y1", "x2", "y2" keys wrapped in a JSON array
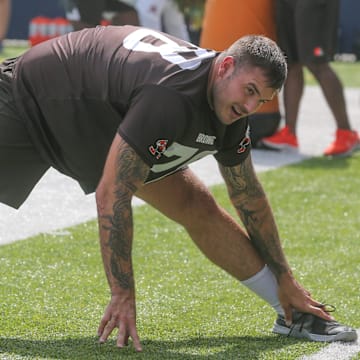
[
  {"x1": 199, "y1": 0, "x2": 281, "y2": 146},
  {"x1": 135, "y1": 0, "x2": 190, "y2": 41},
  {"x1": 63, "y1": 0, "x2": 139, "y2": 30},
  {"x1": 262, "y1": 0, "x2": 360, "y2": 157},
  {"x1": 0, "y1": 0, "x2": 11, "y2": 53},
  {"x1": 63, "y1": 0, "x2": 191, "y2": 41}
]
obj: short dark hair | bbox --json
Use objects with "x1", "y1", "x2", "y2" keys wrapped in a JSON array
[{"x1": 218, "y1": 34, "x2": 287, "y2": 90}]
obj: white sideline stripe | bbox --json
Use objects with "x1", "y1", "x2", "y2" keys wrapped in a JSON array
[
  {"x1": 298, "y1": 329, "x2": 360, "y2": 360},
  {"x1": 0, "y1": 150, "x2": 307, "y2": 245}
]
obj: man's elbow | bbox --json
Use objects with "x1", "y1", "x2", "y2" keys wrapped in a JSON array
[{"x1": 95, "y1": 177, "x2": 134, "y2": 216}]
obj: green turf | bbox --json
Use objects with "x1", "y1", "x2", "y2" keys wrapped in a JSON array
[
  {"x1": 0, "y1": 45, "x2": 28, "y2": 61},
  {"x1": 1, "y1": 154, "x2": 359, "y2": 359},
  {"x1": 305, "y1": 61, "x2": 360, "y2": 88}
]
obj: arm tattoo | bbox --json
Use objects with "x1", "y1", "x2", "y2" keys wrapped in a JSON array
[
  {"x1": 220, "y1": 157, "x2": 264, "y2": 200},
  {"x1": 115, "y1": 144, "x2": 147, "y2": 193},
  {"x1": 106, "y1": 191, "x2": 133, "y2": 288},
  {"x1": 101, "y1": 141, "x2": 149, "y2": 290},
  {"x1": 220, "y1": 158, "x2": 288, "y2": 278}
]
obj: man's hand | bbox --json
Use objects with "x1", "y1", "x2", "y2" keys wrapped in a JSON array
[
  {"x1": 98, "y1": 292, "x2": 142, "y2": 352},
  {"x1": 277, "y1": 272, "x2": 334, "y2": 326}
]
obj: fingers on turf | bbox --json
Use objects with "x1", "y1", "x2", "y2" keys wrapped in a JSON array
[
  {"x1": 116, "y1": 321, "x2": 142, "y2": 352},
  {"x1": 98, "y1": 317, "x2": 117, "y2": 343}
]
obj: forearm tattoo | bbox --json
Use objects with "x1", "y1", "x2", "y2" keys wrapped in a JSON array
[
  {"x1": 105, "y1": 191, "x2": 133, "y2": 289},
  {"x1": 220, "y1": 158, "x2": 263, "y2": 199},
  {"x1": 102, "y1": 142, "x2": 149, "y2": 289},
  {"x1": 220, "y1": 159, "x2": 288, "y2": 278}
]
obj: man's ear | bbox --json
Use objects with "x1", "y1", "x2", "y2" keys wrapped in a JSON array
[{"x1": 218, "y1": 56, "x2": 235, "y2": 78}]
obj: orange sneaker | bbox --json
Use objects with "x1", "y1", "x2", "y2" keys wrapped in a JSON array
[
  {"x1": 323, "y1": 129, "x2": 360, "y2": 157},
  {"x1": 261, "y1": 126, "x2": 298, "y2": 150}
]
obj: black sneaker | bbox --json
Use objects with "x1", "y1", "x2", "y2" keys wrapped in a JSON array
[{"x1": 272, "y1": 312, "x2": 358, "y2": 342}]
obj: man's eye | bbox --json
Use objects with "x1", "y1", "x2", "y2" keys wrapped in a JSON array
[{"x1": 246, "y1": 87, "x2": 255, "y2": 95}]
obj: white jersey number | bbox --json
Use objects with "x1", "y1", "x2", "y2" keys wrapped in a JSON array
[
  {"x1": 151, "y1": 142, "x2": 217, "y2": 173},
  {"x1": 123, "y1": 28, "x2": 216, "y2": 70}
]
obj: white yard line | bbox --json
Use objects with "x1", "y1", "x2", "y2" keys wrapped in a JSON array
[
  {"x1": 299, "y1": 330, "x2": 360, "y2": 360},
  {"x1": 0, "y1": 150, "x2": 306, "y2": 245}
]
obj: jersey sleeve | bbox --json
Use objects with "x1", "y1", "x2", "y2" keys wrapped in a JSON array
[
  {"x1": 214, "y1": 119, "x2": 252, "y2": 167},
  {"x1": 118, "y1": 84, "x2": 191, "y2": 166}
]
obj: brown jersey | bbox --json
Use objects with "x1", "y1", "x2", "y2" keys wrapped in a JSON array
[{"x1": 12, "y1": 25, "x2": 251, "y2": 193}]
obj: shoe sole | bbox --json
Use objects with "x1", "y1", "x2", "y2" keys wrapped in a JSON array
[
  {"x1": 272, "y1": 323, "x2": 358, "y2": 342},
  {"x1": 324, "y1": 141, "x2": 360, "y2": 158}
]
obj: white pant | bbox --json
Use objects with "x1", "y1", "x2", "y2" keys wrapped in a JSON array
[{"x1": 135, "y1": 0, "x2": 190, "y2": 41}]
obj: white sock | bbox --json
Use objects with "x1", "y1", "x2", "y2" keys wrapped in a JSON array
[{"x1": 241, "y1": 265, "x2": 284, "y2": 316}]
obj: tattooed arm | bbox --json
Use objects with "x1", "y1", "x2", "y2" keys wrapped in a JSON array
[
  {"x1": 219, "y1": 154, "x2": 333, "y2": 322},
  {"x1": 95, "y1": 134, "x2": 149, "y2": 351},
  {"x1": 219, "y1": 154, "x2": 290, "y2": 278}
]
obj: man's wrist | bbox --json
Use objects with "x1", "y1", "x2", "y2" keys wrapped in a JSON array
[{"x1": 276, "y1": 269, "x2": 294, "y2": 284}]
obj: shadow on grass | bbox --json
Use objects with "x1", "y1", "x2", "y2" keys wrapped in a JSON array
[{"x1": 0, "y1": 335, "x2": 298, "y2": 359}]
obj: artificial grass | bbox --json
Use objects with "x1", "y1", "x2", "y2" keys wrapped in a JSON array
[
  {"x1": 304, "y1": 61, "x2": 360, "y2": 88},
  {"x1": 0, "y1": 45, "x2": 28, "y2": 61},
  {"x1": 1, "y1": 153, "x2": 359, "y2": 359}
]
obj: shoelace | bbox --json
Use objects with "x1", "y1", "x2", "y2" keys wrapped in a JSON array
[{"x1": 287, "y1": 304, "x2": 336, "y2": 337}]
